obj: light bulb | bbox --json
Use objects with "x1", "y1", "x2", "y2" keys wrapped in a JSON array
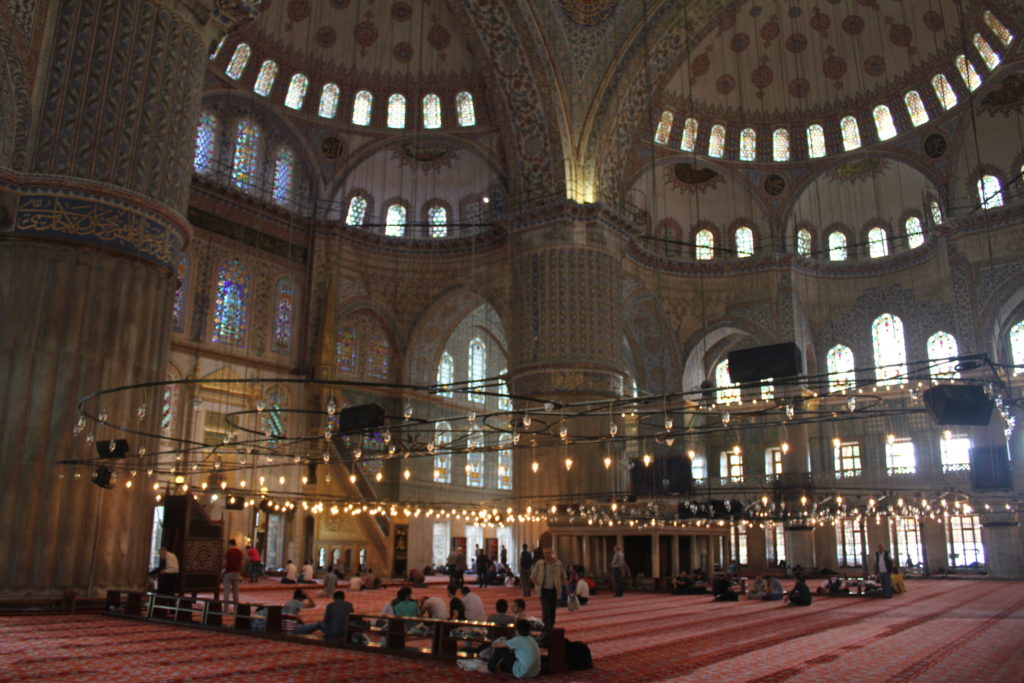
[
  {"x1": 256, "y1": 400, "x2": 266, "y2": 412},
  {"x1": 721, "y1": 411, "x2": 731, "y2": 426},
  {"x1": 467, "y1": 412, "x2": 476, "y2": 424},
  {"x1": 138, "y1": 446, "x2": 147, "y2": 457},
  {"x1": 847, "y1": 396, "x2": 856, "y2": 412},
  {"x1": 403, "y1": 404, "x2": 413, "y2": 420},
  {"x1": 781, "y1": 442, "x2": 789, "y2": 454},
  {"x1": 603, "y1": 456, "x2": 612, "y2": 469},
  {"x1": 531, "y1": 461, "x2": 539, "y2": 473},
  {"x1": 301, "y1": 476, "x2": 308, "y2": 485},
  {"x1": 785, "y1": 404, "x2": 795, "y2": 419},
  {"x1": 375, "y1": 471, "x2": 383, "y2": 482},
  {"x1": 564, "y1": 457, "x2": 573, "y2": 471},
  {"x1": 349, "y1": 474, "x2": 357, "y2": 484},
  {"x1": 559, "y1": 425, "x2": 568, "y2": 440},
  {"x1": 403, "y1": 468, "x2": 411, "y2": 480},
  {"x1": 512, "y1": 432, "x2": 521, "y2": 445},
  {"x1": 326, "y1": 398, "x2": 337, "y2": 416},
  {"x1": 98, "y1": 408, "x2": 109, "y2": 422},
  {"x1": 278, "y1": 476, "x2": 285, "y2": 485},
  {"x1": 687, "y1": 449, "x2": 696, "y2": 461},
  {"x1": 664, "y1": 417, "x2": 673, "y2": 430},
  {"x1": 354, "y1": 449, "x2": 362, "y2": 460},
  {"x1": 609, "y1": 422, "x2": 618, "y2": 437},
  {"x1": 544, "y1": 402, "x2": 554, "y2": 412},
  {"x1": 832, "y1": 436, "x2": 841, "y2": 448},
  {"x1": 887, "y1": 433, "x2": 896, "y2": 445},
  {"x1": 382, "y1": 430, "x2": 391, "y2": 444},
  {"x1": 136, "y1": 404, "x2": 147, "y2": 420},
  {"x1": 642, "y1": 453, "x2": 652, "y2": 467},
  {"x1": 73, "y1": 416, "x2": 86, "y2": 435}
]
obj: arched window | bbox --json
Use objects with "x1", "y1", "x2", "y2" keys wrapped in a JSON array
[
  {"x1": 807, "y1": 124, "x2": 826, "y2": 158},
  {"x1": 455, "y1": 91, "x2": 476, "y2": 126},
  {"x1": 285, "y1": 74, "x2": 308, "y2": 109},
  {"x1": 797, "y1": 228, "x2": 812, "y2": 256},
  {"x1": 695, "y1": 229, "x2": 714, "y2": 260},
  {"x1": 827, "y1": 345, "x2": 856, "y2": 392},
  {"x1": 437, "y1": 352, "x2": 454, "y2": 397},
  {"x1": 210, "y1": 35, "x2": 227, "y2": 60},
  {"x1": 828, "y1": 231, "x2": 848, "y2": 261},
  {"x1": 739, "y1": 128, "x2": 756, "y2": 161},
  {"x1": 428, "y1": 204, "x2": 447, "y2": 238},
  {"x1": 932, "y1": 74, "x2": 958, "y2": 110},
  {"x1": 160, "y1": 381, "x2": 178, "y2": 437},
  {"x1": 172, "y1": 253, "x2": 189, "y2": 332},
  {"x1": 468, "y1": 337, "x2": 486, "y2": 403},
  {"x1": 336, "y1": 326, "x2": 357, "y2": 372},
  {"x1": 930, "y1": 201, "x2": 943, "y2": 225},
  {"x1": 211, "y1": 259, "x2": 250, "y2": 346},
  {"x1": 1009, "y1": 320, "x2": 1024, "y2": 375},
  {"x1": 193, "y1": 111, "x2": 217, "y2": 173},
  {"x1": 367, "y1": 336, "x2": 390, "y2": 378},
  {"x1": 904, "y1": 91, "x2": 930, "y2": 126},
  {"x1": 654, "y1": 110, "x2": 674, "y2": 144},
  {"x1": 319, "y1": 83, "x2": 340, "y2": 118},
  {"x1": 735, "y1": 226, "x2": 754, "y2": 257},
  {"x1": 928, "y1": 331, "x2": 960, "y2": 379},
  {"x1": 466, "y1": 429, "x2": 484, "y2": 487},
  {"x1": 433, "y1": 422, "x2": 452, "y2": 483},
  {"x1": 271, "y1": 278, "x2": 295, "y2": 354},
  {"x1": 872, "y1": 313, "x2": 908, "y2": 386},
  {"x1": 353, "y1": 90, "x2": 373, "y2": 126},
  {"x1": 497, "y1": 371, "x2": 512, "y2": 412},
  {"x1": 772, "y1": 128, "x2": 789, "y2": 162},
  {"x1": 867, "y1": 227, "x2": 889, "y2": 258},
  {"x1": 423, "y1": 93, "x2": 442, "y2": 129},
  {"x1": 231, "y1": 119, "x2": 259, "y2": 190},
  {"x1": 387, "y1": 93, "x2": 406, "y2": 129},
  {"x1": 272, "y1": 147, "x2": 294, "y2": 205},
  {"x1": 978, "y1": 175, "x2": 1004, "y2": 209},
  {"x1": 254, "y1": 60, "x2": 277, "y2": 96},
  {"x1": 873, "y1": 105, "x2": 897, "y2": 141},
  {"x1": 385, "y1": 203, "x2": 407, "y2": 237},
  {"x1": 691, "y1": 454, "x2": 707, "y2": 481},
  {"x1": 715, "y1": 359, "x2": 740, "y2": 405},
  {"x1": 973, "y1": 34, "x2": 1001, "y2": 70},
  {"x1": 345, "y1": 195, "x2": 367, "y2": 227},
  {"x1": 840, "y1": 116, "x2": 861, "y2": 151},
  {"x1": 497, "y1": 433, "x2": 513, "y2": 490},
  {"x1": 955, "y1": 56, "x2": 982, "y2": 91},
  {"x1": 905, "y1": 216, "x2": 924, "y2": 249},
  {"x1": 983, "y1": 10, "x2": 1014, "y2": 47},
  {"x1": 708, "y1": 124, "x2": 725, "y2": 158},
  {"x1": 680, "y1": 118, "x2": 699, "y2": 152},
  {"x1": 225, "y1": 43, "x2": 250, "y2": 79},
  {"x1": 265, "y1": 387, "x2": 287, "y2": 442}
]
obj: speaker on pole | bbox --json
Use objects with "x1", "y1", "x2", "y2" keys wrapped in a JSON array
[
  {"x1": 922, "y1": 385, "x2": 993, "y2": 426},
  {"x1": 727, "y1": 342, "x2": 802, "y2": 384}
]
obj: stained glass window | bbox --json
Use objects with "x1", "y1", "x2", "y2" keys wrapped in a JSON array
[
  {"x1": 872, "y1": 313, "x2": 908, "y2": 386},
  {"x1": 466, "y1": 429, "x2": 484, "y2": 487},
  {"x1": 172, "y1": 253, "x2": 189, "y2": 332},
  {"x1": 973, "y1": 34, "x2": 1001, "y2": 70},
  {"x1": 319, "y1": 83, "x2": 340, "y2": 118},
  {"x1": 265, "y1": 387, "x2": 286, "y2": 443},
  {"x1": 840, "y1": 116, "x2": 861, "y2": 151},
  {"x1": 436, "y1": 352, "x2": 454, "y2": 397},
  {"x1": 932, "y1": 74, "x2": 957, "y2": 110},
  {"x1": 905, "y1": 216, "x2": 924, "y2": 249},
  {"x1": 387, "y1": 93, "x2": 406, "y2": 129},
  {"x1": 927, "y1": 331, "x2": 959, "y2": 379},
  {"x1": 807, "y1": 124, "x2": 826, "y2": 158},
  {"x1": 193, "y1": 111, "x2": 217, "y2": 173},
  {"x1": 955, "y1": 56, "x2": 982, "y2": 91},
  {"x1": 254, "y1": 60, "x2": 277, "y2": 96},
  {"x1": 272, "y1": 147, "x2": 294, "y2": 205},
  {"x1": 423, "y1": 93, "x2": 442, "y2": 129},
  {"x1": 978, "y1": 175, "x2": 1004, "y2": 209},
  {"x1": 930, "y1": 201, "x2": 943, "y2": 225},
  {"x1": 385, "y1": 203, "x2": 406, "y2": 237},
  {"x1": 271, "y1": 278, "x2": 294, "y2": 354},
  {"x1": 904, "y1": 91, "x2": 929, "y2": 126},
  {"x1": 654, "y1": 110, "x2": 674, "y2": 144},
  {"x1": 231, "y1": 119, "x2": 259, "y2": 190},
  {"x1": 797, "y1": 228, "x2": 812, "y2": 256},
  {"x1": 336, "y1": 326, "x2": 357, "y2": 372},
  {"x1": 739, "y1": 128, "x2": 756, "y2": 161},
  {"x1": 827, "y1": 344, "x2": 856, "y2": 392},
  {"x1": 284, "y1": 73, "x2": 308, "y2": 110},
  {"x1": 497, "y1": 433, "x2": 513, "y2": 490},
  {"x1": 708, "y1": 124, "x2": 725, "y2": 158},
  {"x1": 1011, "y1": 320, "x2": 1024, "y2": 375},
  {"x1": 497, "y1": 371, "x2": 512, "y2": 412},
  {"x1": 353, "y1": 90, "x2": 373, "y2": 126},
  {"x1": 868, "y1": 227, "x2": 889, "y2": 258},
  {"x1": 984, "y1": 10, "x2": 1014, "y2": 47},
  {"x1": 715, "y1": 359, "x2": 740, "y2": 405},
  {"x1": 456, "y1": 91, "x2": 476, "y2": 126},
  {"x1": 695, "y1": 229, "x2": 714, "y2": 260},
  {"x1": 210, "y1": 35, "x2": 227, "y2": 60},
  {"x1": 428, "y1": 204, "x2": 447, "y2": 238},
  {"x1": 226, "y1": 43, "x2": 250, "y2": 79},
  {"x1": 346, "y1": 195, "x2": 367, "y2": 226},
  {"x1": 680, "y1": 118, "x2": 699, "y2": 152},
  {"x1": 160, "y1": 384, "x2": 177, "y2": 437},
  {"x1": 433, "y1": 422, "x2": 452, "y2": 483},
  {"x1": 367, "y1": 336, "x2": 389, "y2": 379},
  {"x1": 828, "y1": 231, "x2": 848, "y2": 261},
  {"x1": 468, "y1": 337, "x2": 486, "y2": 403},
  {"x1": 873, "y1": 105, "x2": 897, "y2": 141},
  {"x1": 211, "y1": 259, "x2": 249, "y2": 346},
  {"x1": 772, "y1": 128, "x2": 790, "y2": 162},
  {"x1": 735, "y1": 226, "x2": 754, "y2": 257}
]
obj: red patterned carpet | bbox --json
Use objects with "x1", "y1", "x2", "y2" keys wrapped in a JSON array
[{"x1": 2, "y1": 579, "x2": 1023, "y2": 682}]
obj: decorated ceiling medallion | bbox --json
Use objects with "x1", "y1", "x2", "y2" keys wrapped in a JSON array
[
  {"x1": 788, "y1": 77, "x2": 810, "y2": 98},
  {"x1": 317, "y1": 26, "x2": 337, "y2": 49},
  {"x1": 923, "y1": 10, "x2": 944, "y2": 32},
  {"x1": 731, "y1": 33, "x2": 750, "y2": 53},
  {"x1": 331, "y1": 0, "x2": 350, "y2": 7},
  {"x1": 829, "y1": 156, "x2": 887, "y2": 181},
  {"x1": 864, "y1": 55, "x2": 886, "y2": 77},
  {"x1": 354, "y1": 20, "x2": 379, "y2": 50},
  {"x1": 391, "y1": 1, "x2": 412, "y2": 22},
  {"x1": 559, "y1": 0, "x2": 619, "y2": 26},
  {"x1": 785, "y1": 32, "x2": 807, "y2": 53},
  {"x1": 397, "y1": 141, "x2": 455, "y2": 168},
  {"x1": 428, "y1": 24, "x2": 451, "y2": 52},
  {"x1": 716, "y1": 74, "x2": 736, "y2": 95},
  {"x1": 842, "y1": 15, "x2": 864, "y2": 36},
  {"x1": 760, "y1": 20, "x2": 780, "y2": 43},
  {"x1": 809, "y1": 8, "x2": 830, "y2": 34},
  {"x1": 393, "y1": 42, "x2": 413, "y2": 63},
  {"x1": 763, "y1": 174, "x2": 786, "y2": 196},
  {"x1": 673, "y1": 163, "x2": 719, "y2": 185},
  {"x1": 286, "y1": 0, "x2": 310, "y2": 22},
  {"x1": 981, "y1": 75, "x2": 1024, "y2": 109},
  {"x1": 924, "y1": 134, "x2": 946, "y2": 159},
  {"x1": 889, "y1": 23, "x2": 913, "y2": 48}
]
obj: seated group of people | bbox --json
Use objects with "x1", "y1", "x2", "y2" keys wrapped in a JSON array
[{"x1": 673, "y1": 569, "x2": 812, "y2": 606}]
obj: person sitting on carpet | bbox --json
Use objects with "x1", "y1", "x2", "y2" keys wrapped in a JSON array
[
  {"x1": 295, "y1": 590, "x2": 353, "y2": 639},
  {"x1": 712, "y1": 574, "x2": 739, "y2": 601},
  {"x1": 487, "y1": 598, "x2": 516, "y2": 626},
  {"x1": 673, "y1": 570, "x2": 694, "y2": 595},
  {"x1": 461, "y1": 586, "x2": 486, "y2": 621},
  {"x1": 892, "y1": 564, "x2": 907, "y2": 594},
  {"x1": 301, "y1": 560, "x2": 315, "y2": 583},
  {"x1": 282, "y1": 560, "x2": 298, "y2": 584},
  {"x1": 691, "y1": 568, "x2": 709, "y2": 592},
  {"x1": 408, "y1": 566, "x2": 426, "y2": 587},
  {"x1": 764, "y1": 576, "x2": 785, "y2": 601},
  {"x1": 282, "y1": 588, "x2": 315, "y2": 618},
  {"x1": 747, "y1": 576, "x2": 767, "y2": 600},
  {"x1": 487, "y1": 619, "x2": 542, "y2": 679},
  {"x1": 319, "y1": 568, "x2": 339, "y2": 597},
  {"x1": 448, "y1": 584, "x2": 467, "y2": 621},
  {"x1": 349, "y1": 572, "x2": 364, "y2": 591},
  {"x1": 420, "y1": 593, "x2": 449, "y2": 620},
  {"x1": 784, "y1": 575, "x2": 812, "y2": 606},
  {"x1": 510, "y1": 598, "x2": 544, "y2": 629},
  {"x1": 574, "y1": 573, "x2": 590, "y2": 606},
  {"x1": 391, "y1": 586, "x2": 419, "y2": 618}
]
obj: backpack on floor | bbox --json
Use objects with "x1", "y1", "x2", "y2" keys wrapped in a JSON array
[{"x1": 565, "y1": 639, "x2": 593, "y2": 670}]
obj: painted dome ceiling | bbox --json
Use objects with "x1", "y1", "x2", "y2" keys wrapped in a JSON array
[{"x1": 660, "y1": 0, "x2": 984, "y2": 122}]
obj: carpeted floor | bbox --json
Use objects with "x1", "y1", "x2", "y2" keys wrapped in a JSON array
[{"x1": 2, "y1": 578, "x2": 1023, "y2": 682}]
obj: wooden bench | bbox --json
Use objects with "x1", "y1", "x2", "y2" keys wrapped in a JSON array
[{"x1": 0, "y1": 591, "x2": 77, "y2": 615}]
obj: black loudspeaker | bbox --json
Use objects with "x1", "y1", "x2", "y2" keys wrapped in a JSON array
[
  {"x1": 922, "y1": 385, "x2": 993, "y2": 426},
  {"x1": 970, "y1": 446, "x2": 1013, "y2": 490},
  {"x1": 336, "y1": 403, "x2": 386, "y2": 433},
  {"x1": 96, "y1": 439, "x2": 130, "y2": 458},
  {"x1": 727, "y1": 342, "x2": 802, "y2": 383},
  {"x1": 92, "y1": 466, "x2": 113, "y2": 489}
]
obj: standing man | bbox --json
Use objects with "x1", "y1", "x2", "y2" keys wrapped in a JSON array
[
  {"x1": 611, "y1": 545, "x2": 630, "y2": 597},
  {"x1": 875, "y1": 544, "x2": 894, "y2": 598},
  {"x1": 519, "y1": 543, "x2": 534, "y2": 597},
  {"x1": 223, "y1": 539, "x2": 244, "y2": 607},
  {"x1": 530, "y1": 546, "x2": 566, "y2": 630}
]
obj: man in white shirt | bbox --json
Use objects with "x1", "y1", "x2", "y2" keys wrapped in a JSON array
[
  {"x1": 530, "y1": 547, "x2": 566, "y2": 630},
  {"x1": 156, "y1": 547, "x2": 179, "y2": 595},
  {"x1": 349, "y1": 573, "x2": 364, "y2": 591},
  {"x1": 419, "y1": 594, "x2": 449, "y2": 620},
  {"x1": 460, "y1": 586, "x2": 486, "y2": 621},
  {"x1": 283, "y1": 559, "x2": 298, "y2": 583},
  {"x1": 301, "y1": 560, "x2": 315, "y2": 583}
]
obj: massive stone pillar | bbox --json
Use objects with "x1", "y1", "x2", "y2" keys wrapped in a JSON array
[{"x1": 0, "y1": 0, "x2": 222, "y2": 597}]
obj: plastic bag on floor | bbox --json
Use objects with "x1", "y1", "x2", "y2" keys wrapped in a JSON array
[{"x1": 457, "y1": 658, "x2": 489, "y2": 672}]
